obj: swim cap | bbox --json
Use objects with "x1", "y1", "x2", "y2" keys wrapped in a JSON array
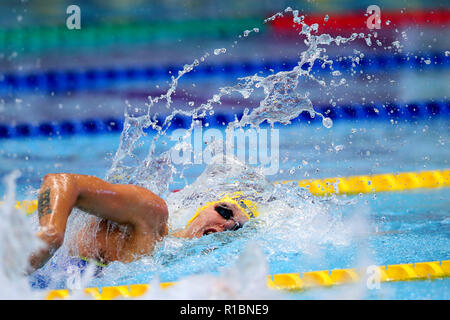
[{"x1": 186, "y1": 191, "x2": 259, "y2": 227}]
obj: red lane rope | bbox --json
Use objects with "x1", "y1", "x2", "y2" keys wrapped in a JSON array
[{"x1": 270, "y1": 8, "x2": 450, "y2": 34}]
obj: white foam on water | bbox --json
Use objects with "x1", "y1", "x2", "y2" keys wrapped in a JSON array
[
  {"x1": 0, "y1": 171, "x2": 45, "y2": 299},
  {"x1": 141, "y1": 242, "x2": 284, "y2": 300}
]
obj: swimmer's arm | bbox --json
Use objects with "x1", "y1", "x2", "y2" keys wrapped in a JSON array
[{"x1": 28, "y1": 173, "x2": 168, "y2": 272}]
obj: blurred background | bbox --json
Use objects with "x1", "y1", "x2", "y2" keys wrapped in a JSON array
[
  {"x1": 0, "y1": 0, "x2": 448, "y2": 193},
  {"x1": 0, "y1": 0, "x2": 448, "y2": 123}
]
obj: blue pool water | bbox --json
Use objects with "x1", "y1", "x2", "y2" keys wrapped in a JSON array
[
  {"x1": 1, "y1": 117, "x2": 449, "y2": 299},
  {"x1": 1, "y1": 118, "x2": 448, "y2": 197}
]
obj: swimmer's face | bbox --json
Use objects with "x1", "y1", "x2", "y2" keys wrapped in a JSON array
[{"x1": 186, "y1": 202, "x2": 249, "y2": 238}]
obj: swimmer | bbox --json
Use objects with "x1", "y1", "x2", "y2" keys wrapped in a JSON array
[{"x1": 28, "y1": 173, "x2": 258, "y2": 273}]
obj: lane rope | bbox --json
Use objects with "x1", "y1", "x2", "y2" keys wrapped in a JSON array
[
  {"x1": 1, "y1": 52, "x2": 448, "y2": 94},
  {"x1": 277, "y1": 168, "x2": 450, "y2": 196},
  {"x1": 0, "y1": 17, "x2": 263, "y2": 54},
  {"x1": 44, "y1": 259, "x2": 450, "y2": 299},
  {"x1": 272, "y1": 9, "x2": 450, "y2": 34},
  {"x1": 0, "y1": 100, "x2": 448, "y2": 139}
]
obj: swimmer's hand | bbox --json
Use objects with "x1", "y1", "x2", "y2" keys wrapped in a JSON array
[{"x1": 27, "y1": 229, "x2": 62, "y2": 274}]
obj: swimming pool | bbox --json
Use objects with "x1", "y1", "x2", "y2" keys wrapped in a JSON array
[
  {"x1": 2, "y1": 117, "x2": 448, "y2": 299},
  {"x1": 0, "y1": 2, "x2": 449, "y2": 301}
]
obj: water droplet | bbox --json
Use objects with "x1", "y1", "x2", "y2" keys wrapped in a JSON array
[
  {"x1": 322, "y1": 117, "x2": 333, "y2": 128},
  {"x1": 213, "y1": 48, "x2": 226, "y2": 55},
  {"x1": 334, "y1": 145, "x2": 344, "y2": 152}
]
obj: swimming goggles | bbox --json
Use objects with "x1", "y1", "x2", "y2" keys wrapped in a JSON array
[{"x1": 214, "y1": 203, "x2": 242, "y2": 231}]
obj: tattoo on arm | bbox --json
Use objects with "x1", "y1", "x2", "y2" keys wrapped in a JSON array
[{"x1": 38, "y1": 188, "x2": 52, "y2": 219}]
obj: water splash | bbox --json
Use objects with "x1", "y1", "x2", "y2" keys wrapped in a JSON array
[
  {"x1": 65, "y1": 8, "x2": 375, "y2": 285},
  {"x1": 33, "y1": 7, "x2": 378, "y2": 296},
  {"x1": 141, "y1": 242, "x2": 283, "y2": 299},
  {"x1": 0, "y1": 171, "x2": 44, "y2": 299},
  {"x1": 85, "y1": 155, "x2": 361, "y2": 290},
  {"x1": 105, "y1": 7, "x2": 368, "y2": 197},
  {"x1": 166, "y1": 153, "x2": 274, "y2": 229}
]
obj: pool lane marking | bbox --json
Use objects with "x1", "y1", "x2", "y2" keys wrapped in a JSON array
[
  {"x1": 276, "y1": 168, "x2": 450, "y2": 196},
  {"x1": 45, "y1": 259, "x2": 450, "y2": 299}
]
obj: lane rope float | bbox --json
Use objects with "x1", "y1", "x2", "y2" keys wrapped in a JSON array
[
  {"x1": 44, "y1": 259, "x2": 450, "y2": 299},
  {"x1": 277, "y1": 168, "x2": 450, "y2": 196}
]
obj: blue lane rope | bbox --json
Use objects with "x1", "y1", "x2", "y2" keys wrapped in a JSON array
[
  {"x1": 1, "y1": 52, "x2": 449, "y2": 94},
  {"x1": 0, "y1": 100, "x2": 448, "y2": 139}
]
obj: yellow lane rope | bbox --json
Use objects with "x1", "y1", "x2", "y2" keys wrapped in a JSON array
[
  {"x1": 5, "y1": 169, "x2": 450, "y2": 215},
  {"x1": 277, "y1": 168, "x2": 450, "y2": 196},
  {"x1": 45, "y1": 259, "x2": 450, "y2": 299}
]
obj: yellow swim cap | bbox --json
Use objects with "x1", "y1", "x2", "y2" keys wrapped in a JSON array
[{"x1": 186, "y1": 191, "x2": 259, "y2": 227}]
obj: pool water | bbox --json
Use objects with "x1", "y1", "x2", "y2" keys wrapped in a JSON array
[
  {"x1": 1, "y1": 118, "x2": 449, "y2": 299},
  {"x1": 1, "y1": 118, "x2": 448, "y2": 197}
]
